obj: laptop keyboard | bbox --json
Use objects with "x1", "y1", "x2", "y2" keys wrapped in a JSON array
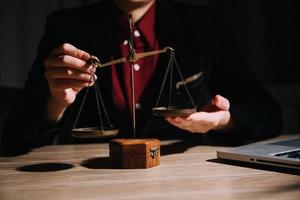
[{"x1": 275, "y1": 149, "x2": 300, "y2": 159}]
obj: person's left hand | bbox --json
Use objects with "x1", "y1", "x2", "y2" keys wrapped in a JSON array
[{"x1": 165, "y1": 95, "x2": 236, "y2": 133}]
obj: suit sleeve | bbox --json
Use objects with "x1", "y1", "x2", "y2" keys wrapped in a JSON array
[
  {"x1": 1, "y1": 13, "x2": 70, "y2": 155},
  {"x1": 207, "y1": 13, "x2": 283, "y2": 143}
]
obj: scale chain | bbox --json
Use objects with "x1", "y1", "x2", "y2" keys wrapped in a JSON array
[
  {"x1": 95, "y1": 83, "x2": 113, "y2": 128},
  {"x1": 173, "y1": 57, "x2": 196, "y2": 108},
  {"x1": 93, "y1": 78, "x2": 104, "y2": 131},
  {"x1": 72, "y1": 66, "x2": 113, "y2": 131},
  {"x1": 154, "y1": 53, "x2": 173, "y2": 108},
  {"x1": 72, "y1": 75, "x2": 93, "y2": 129},
  {"x1": 169, "y1": 56, "x2": 173, "y2": 108}
]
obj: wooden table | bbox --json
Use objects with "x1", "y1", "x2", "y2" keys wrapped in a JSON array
[{"x1": 1, "y1": 139, "x2": 300, "y2": 200}]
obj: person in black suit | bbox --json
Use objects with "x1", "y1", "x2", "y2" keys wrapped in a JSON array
[{"x1": 1, "y1": 0, "x2": 282, "y2": 155}]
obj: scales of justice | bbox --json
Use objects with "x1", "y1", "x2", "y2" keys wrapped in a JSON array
[{"x1": 71, "y1": 16, "x2": 197, "y2": 139}]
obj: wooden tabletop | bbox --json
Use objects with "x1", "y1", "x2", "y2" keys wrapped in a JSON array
[{"x1": 0, "y1": 139, "x2": 300, "y2": 200}]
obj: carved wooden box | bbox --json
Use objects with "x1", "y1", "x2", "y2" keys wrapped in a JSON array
[{"x1": 109, "y1": 139, "x2": 160, "y2": 169}]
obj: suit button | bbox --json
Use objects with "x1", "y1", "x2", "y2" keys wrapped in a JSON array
[
  {"x1": 133, "y1": 63, "x2": 140, "y2": 71},
  {"x1": 134, "y1": 30, "x2": 141, "y2": 37},
  {"x1": 135, "y1": 103, "x2": 142, "y2": 110}
]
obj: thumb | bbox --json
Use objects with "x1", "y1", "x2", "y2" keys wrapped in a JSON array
[{"x1": 202, "y1": 95, "x2": 230, "y2": 112}]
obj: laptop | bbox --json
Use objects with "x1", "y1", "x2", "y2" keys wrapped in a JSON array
[{"x1": 217, "y1": 136, "x2": 300, "y2": 170}]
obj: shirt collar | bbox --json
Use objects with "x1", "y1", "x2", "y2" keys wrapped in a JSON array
[
  {"x1": 115, "y1": 2, "x2": 156, "y2": 47},
  {"x1": 135, "y1": 2, "x2": 156, "y2": 47}
]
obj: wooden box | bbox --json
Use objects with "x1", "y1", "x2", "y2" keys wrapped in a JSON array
[{"x1": 109, "y1": 139, "x2": 160, "y2": 169}]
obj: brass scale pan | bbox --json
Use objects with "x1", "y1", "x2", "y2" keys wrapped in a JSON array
[
  {"x1": 72, "y1": 108, "x2": 196, "y2": 138},
  {"x1": 71, "y1": 47, "x2": 197, "y2": 138},
  {"x1": 152, "y1": 107, "x2": 197, "y2": 117},
  {"x1": 72, "y1": 127, "x2": 119, "y2": 138}
]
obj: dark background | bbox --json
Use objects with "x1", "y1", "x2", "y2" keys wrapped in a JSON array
[{"x1": 0, "y1": 0, "x2": 299, "y2": 134}]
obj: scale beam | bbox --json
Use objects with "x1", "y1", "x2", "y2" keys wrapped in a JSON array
[{"x1": 90, "y1": 47, "x2": 174, "y2": 69}]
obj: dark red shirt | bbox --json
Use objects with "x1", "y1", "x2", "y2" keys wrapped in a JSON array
[{"x1": 111, "y1": 3, "x2": 159, "y2": 126}]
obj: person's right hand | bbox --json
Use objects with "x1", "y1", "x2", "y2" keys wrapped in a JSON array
[
  {"x1": 43, "y1": 43, "x2": 96, "y2": 123},
  {"x1": 44, "y1": 43, "x2": 96, "y2": 108}
]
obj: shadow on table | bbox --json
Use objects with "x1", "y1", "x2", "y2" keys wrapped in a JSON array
[
  {"x1": 81, "y1": 157, "x2": 113, "y2": 169},
  {"x1": 16, "y1": 163, "x2": 74, "y2": 172},
  {"x1": 160, "y1": 136, "x2": 239, "y2": 156},
  {"x1": 80, "y1": 139, "x2": 207, "y2": 169},
  {"x1": 81, "y1": 137, "x2": 238, "y2": 169},
  {"x1": 81, "y1": 135, "x2": 242, "y2": 169},
  {"x1": 207, "y1": 158, "x2": 300, "y2": 176},
  {"x1": 160, "y1": 140, "x2": 200, "y2": 155}
]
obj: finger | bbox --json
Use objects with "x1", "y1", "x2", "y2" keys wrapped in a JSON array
[
  {"x1": 186, "y1": 112, "x2": 222, "y2": 133},
  {"x1": 49, "y1": 78, "x2": 95, "y2": 91},
  {"x1": 45, "y1": 67, "x2": 97, "y2": 82},
  {"x1": 73, "y1": 87, "x2": 83, "y2": 93},
  {"x1": 187, "y1": 112, "x2": 216, "y2": 124},
  {"x1": 165, "y1": 116, "x2": 179, "y2": 122},
  {"x1": 165, "y1": 117, "x2": 185, "y2": 129},
  {"x1": 212, "y1": 95, "x2": 230, "y2": 111},
  {"x1": 166, "y1": 115, "x2": 213, "y2": 133},
  {"x1": 45, "y1": 55, "x2": 96, "y2": 74},
  {"x1": 53, "y1": 43, "x2": 90, "y2": 61},
  {"x1": 166, "y1": 117, "x2": 191, "y2": 129}
]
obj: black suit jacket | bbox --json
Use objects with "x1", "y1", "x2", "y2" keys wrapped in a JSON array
[{"x1": 1, "y1": 0, "x2": 282, "y2": 154}]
